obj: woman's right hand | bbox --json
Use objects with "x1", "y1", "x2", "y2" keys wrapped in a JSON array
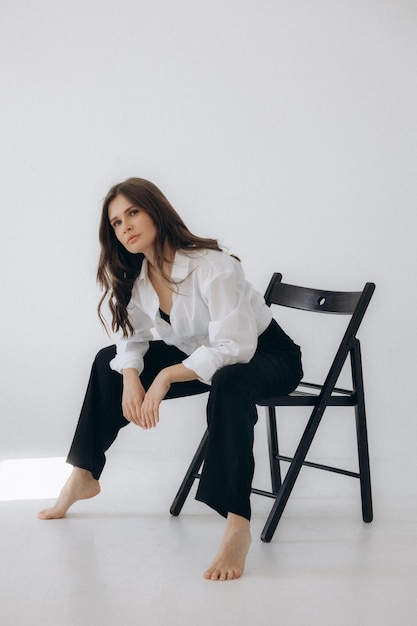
[{"x1": 122, "y1": 369, "x2": 146, "y2": 427}]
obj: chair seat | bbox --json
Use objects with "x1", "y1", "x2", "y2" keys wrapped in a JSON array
[{"x1": 258, "y1": 383, "x2": 357, "y2": 407}]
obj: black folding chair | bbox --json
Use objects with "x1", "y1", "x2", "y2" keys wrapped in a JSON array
[{"x1": 170, "y1": 273, "x2": 376, "y2": 543}]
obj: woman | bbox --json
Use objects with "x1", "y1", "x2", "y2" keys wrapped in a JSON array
[{"x1": 38, "y1": 177, "x2": 303, "y2": 581}]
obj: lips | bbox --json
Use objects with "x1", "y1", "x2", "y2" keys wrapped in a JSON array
[{"x1": 127, "y1": 235, "x2": 139, "y2": 244}]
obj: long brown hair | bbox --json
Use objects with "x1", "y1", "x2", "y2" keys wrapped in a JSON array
[{"x1": 97, "y1": 177, "x2": 222, "y2": 336}]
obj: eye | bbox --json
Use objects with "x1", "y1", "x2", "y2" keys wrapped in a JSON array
[
  {"x1": 129, "y1": 209, "x2": 139, "y2": 217},
  {"x1": 112, "y1": 219, "x2": 121, "y2": 229}
]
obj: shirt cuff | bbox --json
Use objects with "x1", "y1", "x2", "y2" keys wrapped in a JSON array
[
  {"x1": 182, "y1": 347, "x2": 219, "y2": 384},
  {"x1": 109, "y1": 355, "x2": 144, "y2": 376}
]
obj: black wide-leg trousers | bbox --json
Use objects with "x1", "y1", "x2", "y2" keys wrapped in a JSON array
[{"x1": 67, "y1": 319, "x2": 302, "y2": 521}]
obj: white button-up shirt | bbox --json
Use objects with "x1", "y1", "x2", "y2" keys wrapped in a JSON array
[{"x1": 109, "y1": 249, "x2": 272, "y2": 384}]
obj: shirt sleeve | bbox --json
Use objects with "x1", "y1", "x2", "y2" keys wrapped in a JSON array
[
  {"x1": 182, "y1": 263, "x2": 259, "y2": 384},
  {"x1": 109, "y1": 301, "x2": 154, "y2": 375}
]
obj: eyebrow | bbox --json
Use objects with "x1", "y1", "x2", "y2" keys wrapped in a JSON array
[{"x1": 109, "y1": 205, "x2": 136, "y2": 225}]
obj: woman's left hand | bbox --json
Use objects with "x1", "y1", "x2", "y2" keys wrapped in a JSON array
[{"x1": 140, "y1": 371, "x2": 171, "y2": 428}]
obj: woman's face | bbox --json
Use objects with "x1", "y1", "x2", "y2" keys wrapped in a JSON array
[{"x1": 108, "y1": 194, "x2": 158, "y2": 258}]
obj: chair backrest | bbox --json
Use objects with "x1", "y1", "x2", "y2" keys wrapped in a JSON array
[
  {"x1": 264, "y1": 272, "x2": 373, "y2": 315},
  {"x1": 264, "y1": 273, "x2": 376, "y2": 401}
]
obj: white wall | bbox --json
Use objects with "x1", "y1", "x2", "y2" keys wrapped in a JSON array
[{"x1": 1, "y1": 0, "x2": 416, "y2": 499}]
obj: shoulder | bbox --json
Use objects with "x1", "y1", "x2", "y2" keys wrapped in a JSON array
[{"x1": 185, "y1": 248, "x2": 239, "y2": 271}]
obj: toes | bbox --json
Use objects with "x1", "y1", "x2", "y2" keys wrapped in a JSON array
[
  {"x1": 210, "y1": 569, "x2": 221, "y2": 581},
  {"x1": 37, "y1": 506, "x2": 65, "y2": 520},
  {"x1": 204, "y1": 567, "x2": 240, "y2": 581},
  {"x1": 203, "y1": 568, "x2": 221, "y2": 581}
]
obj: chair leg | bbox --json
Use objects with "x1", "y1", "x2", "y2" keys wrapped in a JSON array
[
  {"x1": 266, "y1": 406, "x2": 282, "y2": 493},
  {"x1": 355, "y1": 404, "x2": 373, "y2": 523},
  {"x1": 170, "y1": 428, "x2": 208, "y2": 516},
  {"x1": 351, "y1": 343, "x2": 373, "y2": 523},
  {"x1": 261, "y1": 405, "x2": 326, "y2": 542}
]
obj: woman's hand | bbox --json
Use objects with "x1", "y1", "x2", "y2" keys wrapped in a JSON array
[
  {"x1": 123, "y1": 364, "x2": 198, "y2": 429},
  {"x1": 122, "y1": 369, "x2": 146, "y2": 427},
  {"x1": 140, "y1": 371, "x2": 171, "y2": 429},
  {"x1": 140, "y1": 364, "x2": 198, "y2": 428}
]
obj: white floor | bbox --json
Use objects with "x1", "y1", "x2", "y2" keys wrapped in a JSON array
[{"x1": 1, "y1": 405, "x2": 416, "y2": 626}]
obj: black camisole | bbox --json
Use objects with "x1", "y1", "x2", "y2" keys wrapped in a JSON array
[{"x1": 159, "y1": 308, "x2": 171, "y2": 325}]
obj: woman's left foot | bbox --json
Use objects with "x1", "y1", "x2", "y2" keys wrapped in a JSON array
[
  {"x1": 204, "y1": 513, "x2": 251, "y2": 581},
  {"x1": 37, "y1": 467, "x2": 100, "y2": 520}
]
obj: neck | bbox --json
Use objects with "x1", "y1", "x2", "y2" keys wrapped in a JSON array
[{"x1": 145, "y1": 244, "x2": 175, "y2": 277}]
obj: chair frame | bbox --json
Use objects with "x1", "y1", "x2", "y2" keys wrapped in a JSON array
[{"x1": 170, "y1": 273, "x2": 375, "y2": 543}]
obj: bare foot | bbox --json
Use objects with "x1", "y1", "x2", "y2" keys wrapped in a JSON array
[
  {"x1": 204, "y1": 513, "x2": 252, "y2": 581},
  {"x1": 37, "y1": 467, "x2": 100, "y2": 520}
]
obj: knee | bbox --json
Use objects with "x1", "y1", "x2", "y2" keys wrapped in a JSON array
[
  {"x1": 93, "y1": 345, "x2": 117, "y2": 371},
  {"x1": 211, "y1": 364, "x2": 252, "y2": 397}
]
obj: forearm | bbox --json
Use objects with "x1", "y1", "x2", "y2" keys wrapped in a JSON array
[
  {"x1": 122, "y1": 368, "x2": 145, "y2": 426},
  {"x1": 123, "y1": 367, "x2": 143, "y2": 385},
  {"x1": 158, "y1": 363, "x2": 198, "y2": 385}
]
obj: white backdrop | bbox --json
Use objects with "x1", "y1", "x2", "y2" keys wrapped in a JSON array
[{"x1": 1, "y1": 0, "x2": 416, "y2": 502}]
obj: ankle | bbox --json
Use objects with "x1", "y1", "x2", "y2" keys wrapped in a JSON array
[
  {"x1": 225, "y1": 513, "x2": 250, "y2": 533},
  {"x1": 71, "y1": 467, "x2": 96, "y2": 481}
]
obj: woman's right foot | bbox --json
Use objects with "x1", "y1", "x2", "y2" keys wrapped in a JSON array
[
  {"x1": 37, "y1": 467, "x2": 100, "y2": 520},
  {"x1": 204, "y1": 513, "x2": 252, "y2": 581}
]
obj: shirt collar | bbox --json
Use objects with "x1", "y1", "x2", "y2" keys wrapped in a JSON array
[
  {"x1": 136, "y1": 250, "x2": 192, "y2": 285},
  {"x1": 171, "y1": 250, "x2": 193, "y2": 281}
]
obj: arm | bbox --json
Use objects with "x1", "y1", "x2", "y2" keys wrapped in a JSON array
[
  {"x1": 182, "y1": 263, "x2": 259, "y2": 383},
  {"x1": 140, "y1": 260, "x2": 260, "y2": 427},
  {"x1": 109, "y1": 299, "x2": 154, "y2": 376},
  {"x1": 122, "y1": 368, "x2": 147, "y2": 427},
  {"x1": 111, "y1": 298, "x2": 154, "y2": 426}
]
